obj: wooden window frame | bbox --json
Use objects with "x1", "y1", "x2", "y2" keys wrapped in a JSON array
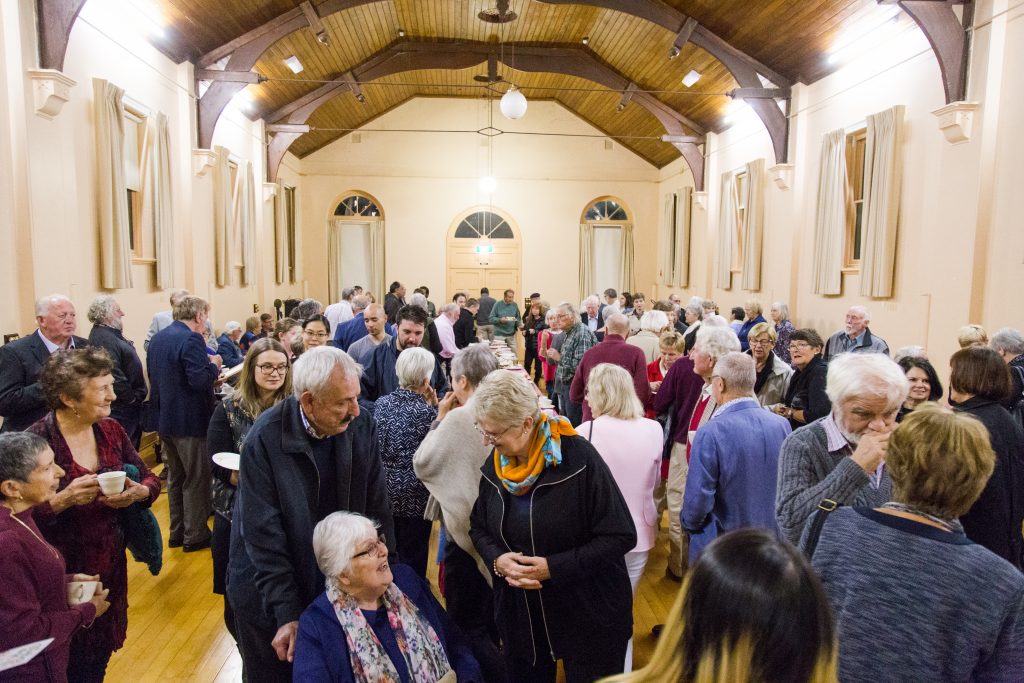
[
  {"x1": 844, "y1": 128, "x2": 867, "y2": 271},
  {"x1": 283, "y1": 185, "x2": 297, "y2": 284},
  {"x1": 123, "y1": 107, "x2": 151, "y2": 264},
  {"x1": 731, "y1": 170, "x2": 748, "y2": 273}
]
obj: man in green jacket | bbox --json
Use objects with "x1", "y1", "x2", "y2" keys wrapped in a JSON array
[{"x1": 488, "y1": 289, "x2": 522, "y2": 351}]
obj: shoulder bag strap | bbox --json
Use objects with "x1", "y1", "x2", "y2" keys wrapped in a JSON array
[{"x1": 803, "y1": 498, "x2": 840, "y2": 559}]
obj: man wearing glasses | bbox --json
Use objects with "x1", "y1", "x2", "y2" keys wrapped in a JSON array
[
  {"x1": 547, "y1": 301, "x2": 597, "y2": 426},
  {"x1": 360, "y1": 305, "x2": 447, "y2": 403}
]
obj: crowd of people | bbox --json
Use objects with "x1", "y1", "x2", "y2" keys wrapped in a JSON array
[{"x1": 1, "y1": 283, "x2": 1023, "y2": 682}]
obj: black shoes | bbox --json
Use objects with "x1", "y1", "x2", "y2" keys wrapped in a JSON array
[{"x1": 183, "y1": 538, "x2": 212, "y2": 552}]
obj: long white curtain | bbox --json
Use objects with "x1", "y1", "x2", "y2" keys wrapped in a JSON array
[
  {"x1": 715, "y1": 172, "x2": 737, "y2": 290},
  {"x1": 368, "y1": 220, "x2": 385, "y2": 301},
  {"x1": 274, "y1": 181, "x2": 291, "y2": 284},
  {"x1": 620, "y1": 222, "x2": 635, "y2": 294},
  {"x1": 213, "y1": 146, "x2": 232, "y2": 287},
  {"x1": 235, "y1": 161, "x2": 256, "y2": 286},
  {"x1": 660, "y1": 194, "x2": 675, "y2": 286},
  {"x1": 93, "y1": 78, "x2": 132, "y2": 289},
  {"x1": 812, "y1": 128, "x2": 847, "y2": 295},
  {"x1": 860, "y1": 105, "x2": 905, "y2": 298},
  {"x1": 578, "y1": 223, "x2": 594, "y2": 301},
  {"x1": 143, "y1": 112, "x2": 174, "y2": 289},
  {"x1": 674, "y1": 187, "x2": 692, "y2": 288},
  {"x1": 328, "y1": 220, "x2": 344, "y2": 303},
  {"x1": 741, "y1": 159, "x2": 766, "y2": 291}
]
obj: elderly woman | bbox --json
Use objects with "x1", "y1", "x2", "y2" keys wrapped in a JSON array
[
  {"x1": 896, "y1": 356, "x2": 942, "y2": 422},
  {"x1": 469, "y1": 371, "x2": 636, "y2": 681},
  {"x1": 294, "y1": 512, "x2": 481, "y2": 682},
  {"x1": 28, "y1": 349, "x2": 160, "y2": 682},
  {"x1": 604, "y1": 529, "x2": 837, "y2": 683},
  {"x1": 958, "y1": 323, "x2": 989, "y2": 349},
  {"x1": 627, "y1": 310, "x2": 668, "y2": 364},
  {"x1": 991, "y1": 327, "x2": 1024, "y2": 410},
  {"x1": 207, "y1": 338, "x2": 292, "y2": 640},
  {"x1": 681, "y1": 303, "x2": 702, "y2": 353},
  {"x1": 774, "y1": 328, "x2": 831, "y2": 429},
  {"x1": 413, "y1": 345, "x2": 505, "y2": 682},
  {"x1": 949, "y1": 347, "x2": 1024, "y2": 568},
  {"x1": 373, "y1": 347, "x2": 439, "y2": 579},
  {"x1": 301, "y1": 315, "x2": 332, "y2": 354},
  {"x1": 0, "y1": 432, "x2": 112, "y2": 683},
  {"x1": 803, "y1": 404, "x2": 1024, "y2": 682},
  {"x1": 776, "y1": 353, "x2": 908, "y2": 543},
  {"x1": 736, "y1": 300, "x2": 766, "y2": 352},
  {"x1": 576, "y1": 364, "x2": 662, "y2": 672},
  {"x1": 769, "y1": 301, "x2": 795, "y2": 364},
  {"x1": 746, "y1": 322, "x2": 793, "y2": 410}
]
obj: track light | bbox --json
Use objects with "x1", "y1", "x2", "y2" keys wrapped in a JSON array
[
  {"x1": 616, "y1": 103, "x2": 626, "y2": 113},
  {"x1": 581, "y1": 36, "x2": 589, "y2": 45},
  {"x1": 355, "y1": 93, "x2": 366, "y2": 103},
  {"x1": 398, "y1": 28, "x2": 405, "y2": 37},
  {"x1": 668, "y1": 45, "x2": 680, "y2": 59},
  {"x1": 316, "y1": 31, "x2": 329, "y2": 45}
]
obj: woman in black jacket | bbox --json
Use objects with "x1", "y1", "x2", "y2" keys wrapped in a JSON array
[
  {"x1": 522, "y1": 301, "x2": 549, "y2": 385},
  {"x1": 775, "y1": 328, "x2": 831, "y2": 429},
  {"x1": 949, "y1": 346, "x2": 1024, "y2": 569},
  {"x1": 469, "y1": 371, "x2": 636, "y2": 683}
]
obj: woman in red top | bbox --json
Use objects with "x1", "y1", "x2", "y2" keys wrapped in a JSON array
[
  {"x1": 538, "y1": 308, "x2": 560, "y2": 400},
  {"x1": 29, "y1": 349, "x2": 160, "y2": 683},
  {"x1": 646, "y1": 331, "x2": 686, "y2": 419}
]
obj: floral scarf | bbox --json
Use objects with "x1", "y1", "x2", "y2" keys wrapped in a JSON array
[
  {"x1": 494, "y1": 413, "x2": 576, "y2": 495},
  {"x1": 327, "y1": 580, "x2": 452, "y2": 682}
]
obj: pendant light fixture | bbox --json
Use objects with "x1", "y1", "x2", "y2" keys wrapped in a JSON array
[{"x1": 500, "y1": 85, "x2": 527, "y2": 120}]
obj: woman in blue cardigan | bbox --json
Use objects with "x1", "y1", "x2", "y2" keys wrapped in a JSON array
[{"x1": 293, "y1": 512, "x2": 481, "y2": 682}]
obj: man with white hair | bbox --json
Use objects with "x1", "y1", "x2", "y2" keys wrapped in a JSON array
[
  {"x1": 0, "y1": 294, "x2": 89, "y2": 432},
  {"x1": 216, "y1": 321, "x2": 245, "y2": 368},
  {"x1": 548, "y1": 301, "x2": 598, "y2": 425},
  {"x1": 776, "y1": 353, "x2": 909, "y2": 543},
  {"x1": 228, "y1": 346, "x2": 394, "y2": 681},
  {"x1": 87, "y1": 295, "x2": 147, "y2": 447},
  {"x1": 682, "y1": 352, "x2": 791, "y2": 564},
  {"x1": 581, "y1": 295, "x2": 606, "y2": 341},
  {"x1": 432, "y1": 303, "x2": 460, "y2": 370},
  {"x1": 323, "y1": 286, "x2": 356, "y2": 330},
  {"x1": 823, "y1": 305, "x2": 890, "y2": 360}
]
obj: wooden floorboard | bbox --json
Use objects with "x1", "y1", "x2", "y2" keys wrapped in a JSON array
[{"x1": 105, "y1": 465, "x2": 679, "y2": 682}]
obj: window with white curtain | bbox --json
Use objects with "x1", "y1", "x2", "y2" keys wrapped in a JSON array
[
  {"x1": 581, "y1": 197, "x2": 632, "y2": 297},
  {"x1": 329, "y1": 192, "x2": 384, "y2": 301},
  {"x1": 123, "y1": 108, "x2": 147, "y2": 259},
  {"x1": 592, "y1": 226, "x2": 624, "y2": 294}
]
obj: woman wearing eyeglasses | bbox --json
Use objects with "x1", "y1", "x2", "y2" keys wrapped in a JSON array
[
  {"x1": 206, "y1": 338, "x2": 292, "y2": 645},
  {"x1": 300, "y1": 315, "x2": 332, "y2": 355},
  {"x1": 745, "y1": 322, "x2": 793, "y2": 410},
  {"x1": 294, "y1": 511, "x2": 481, "y2": 682},
  {"x1": 773, "y1": 329, "x2": 831, "y2": 430},
  {"x1": 469, "y1": 371, "x2": 636, "y2": 682}
]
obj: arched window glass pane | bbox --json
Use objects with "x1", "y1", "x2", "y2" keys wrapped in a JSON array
[
  {"x1": 584, "y1": 199, "x2": 629, "y2": 222},
  {"x1": 334, "y1": 194, "x2": 381, "y2": 217},
  {"x1": 454, "y1": 211, "x2": 514, "y2": 239}
]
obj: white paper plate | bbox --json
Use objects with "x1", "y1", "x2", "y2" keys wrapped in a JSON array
[{"x1": 212, "y1": 452, "x2": 241, "y2": 471}]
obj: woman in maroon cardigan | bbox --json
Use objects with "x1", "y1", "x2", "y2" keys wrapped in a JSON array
[
  {"x1": 0, "y1": 432, "x2": 110, "y2": 682},
  {"x1": 29, "y1": 349, "x2": 160, "y2": 683}
]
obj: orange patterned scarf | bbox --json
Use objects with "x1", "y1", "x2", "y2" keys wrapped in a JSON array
[{"x1": 493, "y1": 413, "x2": 576, "y2": 495}]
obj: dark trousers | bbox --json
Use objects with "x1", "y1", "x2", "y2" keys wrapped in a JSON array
[
  {"x1": 110, "y1": 403, "x2": 142, "y2": 451},
  {"x1": 212, "y1": 512, "x2": 237, "y2": 640},
  {"x1": 394, "y1": 515, "x2": 432, "y2": 580},
  {"x1": 161, "y1": 435, "x2": 212, "y2": 546},
  {"x1": 506, "y1": 639, "x2": 628, "y2": 683},
  {"x1": 233, "y1": 611, "x2": 292, "y2": 683},
  {"x1": 556, "y1": 384, "x2": 583, "y2": 426},
  {"x1": 67, "y1": 648, "x2": 113, "y2": 683},
  {"x1": 523, "y1": 346, "x2": 542, "y2": 382},
  {"x1": 443, "y1": 541, "x2": 508, "y2": 683}
]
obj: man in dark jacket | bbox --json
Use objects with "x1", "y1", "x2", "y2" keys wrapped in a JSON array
[
  {"x1": 216, "y1": 321, "x2": 245, "y2": 368},
  {"x1": 452, "y1": 293, "x2": 476, "y2": 348},
  {"x1": 86, "y1": 295, "x2": 147, "y2": 448},
  {"x1": 383, "y1": 281, "x2": 406, "y2": 324},
  {"x1": 0, "y1": 294, "x2": 88, "y2": 432},
  {"x1": 147, "y1": 295, "x2": 222, "y2": 551},
  {"x1": 475, "y1": 287, "x2": 496, "y2": 342},
  {"x1": 361, "y1": 305, "x2": 447, "y2": 402},
  {"x1": 227, "y1": 347, "x2": 395, "y2": 682}
]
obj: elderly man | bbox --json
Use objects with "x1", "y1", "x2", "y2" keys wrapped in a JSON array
[
  {"x1": 489, "y1": 288, "x2": 522, "y2": 350},
  {"x1": 323, "y1": 286, "x2": 356, "y2": 330},
  {"x1": 823, "y1": 305, "x2": 890, "y2": 360},
  {"x1": 569, "y1": 313, "x2": 649, "y2": 422},
  {"x1": 475, "y1": 287, "x2": 496, "y2": 342},
  {"x1": 148, "y1": 296, "x2": 222, "y2": 551},
  {"x1": 682, "y1": 353, "x2": 791, "y2": 564},
  {"x1": 384, "y1": 281, "x2": 406, "y2": 324},
  {"x1": 776, "y1": 353, "x2": 908, "y2": 543},
  {"x1": 345, "y1": 303, "x2": 390, "y2": 367},
  {"x1": 0, "y1": 294, "x2": 89, "y2": 432},
  {"x1": 547, "y1": 301, "x2": 598, "y2": 426},
  {"x1": 145, "y1": 289, "x2": 216, "y2": 351},
  {"x1": 581, "y1": 295, "x2": 606, "y2": 342},
  {"x1": 86, "y1": 295, "x2": 147, "y2": 447},
  {"x1": 991, "y1": 327, "x2": 1024, "y2": 410},
  {"x1": 228, "y1": 347, "x2": 395, "y2": 681},
  {"x1": 361, "y1": 305, "x2": 446, "y2": 402},
  {"x1": 289, "y1": 298, "x2": 322, "y2": 321},
  {"x1": 217, "y1": 321, "x2": 245, "y2": 368}
]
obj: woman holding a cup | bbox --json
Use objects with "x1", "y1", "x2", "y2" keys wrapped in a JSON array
[
  {"x1": 0, "y1": 431, "x2": 111, "y2": 682},
  {"x1": 27, "y1": 348, "x2": 160, "y2": 683}
]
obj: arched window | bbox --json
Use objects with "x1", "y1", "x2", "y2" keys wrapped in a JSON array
[
  {"x1": 584, "y1": 198, "x2": 628, "y2": 222},
  {"x1": 580, "y1": 197, "x2": 634, "y2": 300},
  {"x1": 454, "y1": 210, "x2": 515, "y2": 239},
  {"x1": 328, "y1": 191, "x2": 384, "y2": 302},
  {"x1": 334, "y1": 193, "x2": 382, "y2": 217}
]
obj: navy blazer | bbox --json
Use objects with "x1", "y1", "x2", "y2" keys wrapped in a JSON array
[
  {"x1": 216, "y1": 334, "x2": 244, "y2": 368},
  {"x1": 0, "y1": 332, "x2": 89, "y2": 432},
  {"x1": 360, "y1": 337, "x2": 447, "y2": 403},
  {"x1": 146, "y1": 321, "x2": 220, "y2": 438}
]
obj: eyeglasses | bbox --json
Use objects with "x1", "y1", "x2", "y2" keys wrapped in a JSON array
[
  {"x1": 256, "y1": 363, "x2": 288, "y2": 376},
  {"x1": 474, "y1": 423, "x2": 515, "y2": 444},
  {"x1": 749, "y1": 339, "x2": 774, "y2": 347},
  {"x1": 303, "y1": 330, "x2": 329, "y2": 339},
  {"x1": 352, "y1": 534, "x2": 387, "y2": 560},
  {"x1": 788, "y1": 342, "x2": 813, "y2": 351}
]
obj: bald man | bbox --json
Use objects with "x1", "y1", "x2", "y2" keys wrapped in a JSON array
[
  {"x1": 569, "y1": 313, "x2": 651, "y2": 423},
  {"x1": 823, "y1": 305, "x2": 890, "y2": 361},
  {"x1": 347, "y1": 303, "x2": 392, "y2": 367}
]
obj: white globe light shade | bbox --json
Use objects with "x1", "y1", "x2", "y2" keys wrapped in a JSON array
[
  {"x1": 479, "y1": 175, "x2": 497, "y2": 193},
  {"x1": 500, "y1": 86, "x2": 528, "y2": 120}
]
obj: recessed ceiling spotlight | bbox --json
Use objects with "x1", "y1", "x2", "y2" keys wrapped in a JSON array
[
  {"x1": 681, "y1": 70, "x2": 701, "y2": 87},
  {"x1": 581, "y1": 36, "x2": 589, "y2": 45},
  {"x1": 355, "y1": 93, "x2": 366, "y2": 103},
  {"x1": 615, "y1": 103, "x2": 626, "y2": 113},
  {"x1": 283, "y1": 55, "x2": 303, "y2": 74},
  {"x1": 668, "y1": 45, "x2": 680, "y2": 59}
]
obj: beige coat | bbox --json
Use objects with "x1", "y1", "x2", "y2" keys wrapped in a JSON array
[{"x1": 755, "y1": 353, "x2": 794, "y2": 409}]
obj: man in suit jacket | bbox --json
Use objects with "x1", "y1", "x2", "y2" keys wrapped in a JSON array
[
  {"x1": 0, "y1": 294, "x2": 88, "y2": 432},
  {"x1": 87, "y1": 295, "x2": 147, "y2": 448},
  {"x1": 147, "y1": 295, "x2": 222, "y2": 551},
  {"x1": 216, "y1": 321, "x2": 245, "y2": 368},
  {"x1": 581, "y1": 295, "x2": 606, "y2": 342}
]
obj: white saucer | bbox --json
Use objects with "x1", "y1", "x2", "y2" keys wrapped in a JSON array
[{"x1": 212, "y1": 452, "x2": 240, "y2": 471}]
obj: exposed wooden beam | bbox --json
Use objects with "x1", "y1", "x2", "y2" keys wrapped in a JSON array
[
  {"x1": 196, "y1": 69, "x2": 266, "y2": 84},
  {"x1": 660, "y1": 134, "x2": 703, "y2": 145},
  {"x1": 299, "y1": 1, "x2": 329, "y2": 44},
  {"x1": 36, "y1": 0, "x2": 88, "y2": 71},
  {"x1": 670, "y1": 18, "x2": 698, "y2": 58},
  {"x1": 728, "y1": 87, "x2": 791, "y2": 99},
  {"x1": 896, "y1": 0, "x2": 972, "y2": 103},
  {"x1": 617, "y1": 83, "x2": 637, "y2": 111},
  {"x1": 267, "y1": 123, "x2": 311, "y2": 133}
]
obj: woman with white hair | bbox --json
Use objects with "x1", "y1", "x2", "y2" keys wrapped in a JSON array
[
  {"x1": 373, "y1": 347, "x2": 439, "y2": 580},
  {"x1": 293, "y1": 511, "x2": 481, "y2": 682},
  {"x1": 627, "y1": 310, "x2": 668, "y2": 364},
  {"x1": 770, "y1": 301, "x2": 795, "y2": 363},
  {"x1": 576, "y1": 363, "x2": 662, "y2": 672},
  {"x1": 469, "y1": 371, "x2": 635, "y2": 681},
  {"x1": 681, "y1": 302, "x2": 703, "y2": 353},
  {"x1": 991, "y1": 327, "x2": 1024, "y2": 411}
]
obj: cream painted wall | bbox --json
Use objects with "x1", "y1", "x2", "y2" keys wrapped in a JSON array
[{"x1": 297, "y1": 97, "x2": 661, "y2": 306}]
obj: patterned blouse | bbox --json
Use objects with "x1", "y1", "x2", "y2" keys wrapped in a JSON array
[
  {"x1": 774, "y1": 319, "x2": 796, "y2": 365},
  {"x1": 373, "y1": 388, "x2": 437, "y2": 518}
]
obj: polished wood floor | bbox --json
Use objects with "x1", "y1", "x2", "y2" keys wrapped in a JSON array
[{"x1": 106, "y1": 465, "x2": 680, "y2": 682}]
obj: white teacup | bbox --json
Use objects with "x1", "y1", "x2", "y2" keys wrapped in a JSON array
[
  {"x1": 66, "y1": 580, "x2": 98, "y2": 605},
  {"x1": 97, "y1": 471, "x2": 126, "y2": 496}
]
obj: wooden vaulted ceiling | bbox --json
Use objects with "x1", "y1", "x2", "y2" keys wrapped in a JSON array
[{"x1": 153, "y1": 0, "x2": 886, "y2": 168}]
